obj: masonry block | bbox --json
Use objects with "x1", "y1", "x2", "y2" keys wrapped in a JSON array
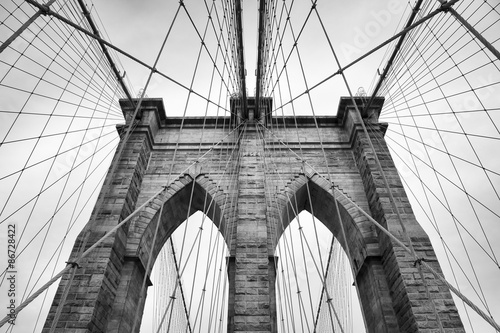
[{"x1": 44, "y1": 97, "x2": 463, "y2": 333}]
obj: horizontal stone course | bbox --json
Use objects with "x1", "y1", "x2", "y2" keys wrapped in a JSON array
[{"x1": 44, "y1": 98, "x2": 463, "y2": 333}]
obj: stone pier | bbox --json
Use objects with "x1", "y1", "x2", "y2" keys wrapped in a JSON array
[{"x1": 44, "y1": 97, "x2": 464, "y2": 333}]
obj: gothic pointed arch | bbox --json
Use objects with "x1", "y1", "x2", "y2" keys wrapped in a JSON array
[
  {"x1": 106, "y1": 172, "x2": 231, "y2": 331},
  {"x1": 273, "y1": 172, "x2": 397, "y2": 332},
  {"x1": 274, "y1": 172, "x2": 373, "y2": 268},
  {"x1": 125, "y1": 172, "x2": 230, "y2": 267},
  {"x1": 44, "y1": 97, "x2": 465, "y2": 333}
]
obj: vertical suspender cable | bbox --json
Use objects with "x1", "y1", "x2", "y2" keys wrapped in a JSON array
[
  {"x1": 76, "y1": 0, "x2": 134, "y2": 103},
  {"x1": 0, "y1": 0, "x2": 57, "y2": 54}
]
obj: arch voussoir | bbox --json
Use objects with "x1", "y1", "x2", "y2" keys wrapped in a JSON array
[
  {"x1": 105, "y1": 171, "x2": 229, "y2": 332},
  {"x1": 274, "y1": 172, "x2": 369, "y2": 261},
  {"x1": 127, "y1": 172, "x2": 229, "y2": 266},
  {"x1": 274, "y1": 171, "x2": 403, "y2": 332},
  {"x1": 45, "y1": 97, "x2": 464, "y2": 333}
]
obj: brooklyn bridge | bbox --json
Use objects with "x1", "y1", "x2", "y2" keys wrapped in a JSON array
[{"x1": 0, "y1": 0, "x2": 499, "y2": 332}]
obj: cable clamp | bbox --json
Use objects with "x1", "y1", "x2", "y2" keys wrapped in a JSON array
[
  {"x1": 440, "y1": 4, "x2": 450, "y2": 13},
  {"x1": 40, "y1": 4, "x2": 51, "y2": 15},
  {"x1": 66, "y1": 261, "x2": 81, "y2": 269},
  {"x1": 413, "y1": 257, "x2": 426, "y2": 267},
  {"x1": 439, "y1": 0, "x2": 457, "y2": 13}
]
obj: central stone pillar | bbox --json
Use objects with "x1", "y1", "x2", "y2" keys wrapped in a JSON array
[{"x1": 227, "y1": 123, "x2": 276, "y2": 332}]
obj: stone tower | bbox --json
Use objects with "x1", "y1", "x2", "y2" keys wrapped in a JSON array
[{"x1": 44, "y1": 97, "x2": 464, "y2": 332}]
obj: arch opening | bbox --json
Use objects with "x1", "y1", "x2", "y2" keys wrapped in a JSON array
[
  {"x1": 274, "y1": 210, "x2": 365, "y2": 333},
  {"x1": 106, "y1": 176, "x2": 232, "y2": 332},
  {"x1": 140, "y1": 210, "x2": 230, "y2": 333},
  {"x1": 276, "y1": 178, "x2": 370, "y2": 270},
  {"x1": 133, "y1": 177, "x2": 230, "y2": 267}
]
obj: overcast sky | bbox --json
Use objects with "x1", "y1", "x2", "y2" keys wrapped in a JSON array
[{"x1": 1, "y1": 0, "x2": 499, "y2": 332}]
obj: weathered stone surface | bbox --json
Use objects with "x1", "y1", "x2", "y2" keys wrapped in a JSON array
[{"x1": 44, "y1": 97, "x2": 464, "y2": 333}]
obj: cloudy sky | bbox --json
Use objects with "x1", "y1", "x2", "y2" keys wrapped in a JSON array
[{"x1": 1, "y1": 0, "x2": 499, "y2": 332}]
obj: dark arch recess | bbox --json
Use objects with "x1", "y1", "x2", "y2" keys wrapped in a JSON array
[
  {"x1": 131, "y1": 174, "x2": 229, "y2": 272},
  {"x1": 275, "y1": 175, "x2": 370, "y2": 272}
]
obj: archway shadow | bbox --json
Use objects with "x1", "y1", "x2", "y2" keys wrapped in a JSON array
[
  {"x1": 275, "y1": 176, "x2": 368, "y2": 270},
  {"x1": 273, "y1": 175, "x2": 398, "y2": 333},
  {"x1": 140, "y1": 210, "x2": 230, "y2": 332},
  {"x1": 108, "y1": 174, "x2": 231, "y2": 332},
  {"x1": 274, "y1": 210, "x2": 364, "y2": 332}
]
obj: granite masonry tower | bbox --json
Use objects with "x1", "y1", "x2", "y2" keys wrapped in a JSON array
[{"x1": 44, "y1": 96, "x2": 464, "y2": 332}]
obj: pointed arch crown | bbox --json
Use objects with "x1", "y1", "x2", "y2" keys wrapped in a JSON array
[
  {"x1": 274, "y1": 171, "x2": 377, "y2": 272},
  {"x1": 126, "y1": 172, "x2": 231, "y2": 274}
]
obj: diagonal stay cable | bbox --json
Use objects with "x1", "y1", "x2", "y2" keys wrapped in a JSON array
[
  {"x1": 384, "y1": 120, "x2": 500, "y2": 141},
  {"x1": 24, "y1": 0, "x2": 231, "y2": 113},
  {"x1": 0, "y1": 128, "x2": 116, "y2": 181},
  {"x1": 258, "y1": 117, "x2": 500, "y2": 331},
  {"x1": 366, "y1": 117, "x2": 495, "y2": 312},
  {"x1": 384, "y1": 133, "x2": 500, "y2": 263},
  {"x1": 180, "y1": 1, "x2": 233, "y2": 96},
  {"x1": 0, "y1": 121, "x2": 244, "y2": 327},
  {"x1": 271, "y1": 1, "x2": 458, "y2": 113},
  {"x1": 0, "y1": 122, "x2": 118, "y2": 146},
  {"x1": 256, "y1": 122, "x2": 348, "y2": 333},
  {"x1": 377, "y1": 123, "x2": 499, "y2": 300},
  {"x1": 379, "y1": 121, "x2": 492, "y2": 330},
  {"x1": 0, "y1": 109, "x2": 122, "y2": 121},
  {"x1": 386, "y1": 127, "x2": 500, "y2": 177},
  {"x1": 1, "y1": 4, "x2": 127, "y2": 109}
]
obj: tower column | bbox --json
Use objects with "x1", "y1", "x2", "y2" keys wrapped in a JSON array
[
  {"x1": 42, "y1": 100, "x2": 162, "y2": 333},
  {"x1": 343, "y1": 98, "x2": 465, "y2": 332},
  {"x1": 227, "y1": 124, "x2": 276, "y2": 332},
  {"x1": 43, "y1": 96, "x2": 466, "y2": 333}
]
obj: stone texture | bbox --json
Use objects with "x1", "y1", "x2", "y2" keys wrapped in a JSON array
[{"x1": 43, "y1": 97, "x2": 464, "y2": 333}]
